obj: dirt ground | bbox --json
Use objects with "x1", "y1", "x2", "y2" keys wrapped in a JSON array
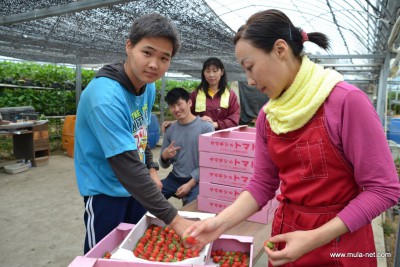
[{"x1": 0, "y1": 154, "x2": 84, "y2": 267}]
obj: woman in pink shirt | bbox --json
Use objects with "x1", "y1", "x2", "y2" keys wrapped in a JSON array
[{"x1": 184, "y1": 9, "x2": 400, "y2": 267}]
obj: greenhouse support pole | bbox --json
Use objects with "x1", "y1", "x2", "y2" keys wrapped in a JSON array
[
  {"x1": 376, "y1": 52, "x2": 390, "y2": 126},
  {"x1": 75, "y1": 64, "x2": 82, "y2": 111},
  {"x1": 159, "y1": 74, "x2": 166, "y2": 136},
  {"x1": 395, "y1": 220, "x2": 400, "y2": 267}
]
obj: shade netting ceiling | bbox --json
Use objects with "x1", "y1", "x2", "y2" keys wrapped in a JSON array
[{"x1": 0, "y1": 0, "x2": 399, "y2": 83}]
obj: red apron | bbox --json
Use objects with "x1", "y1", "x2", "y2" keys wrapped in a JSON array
[{"x1": 267, "y1": 107, "x2": 376, "y2": 267}]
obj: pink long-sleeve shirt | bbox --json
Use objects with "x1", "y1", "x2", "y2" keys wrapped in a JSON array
[{"x1": 245, "y1": 82, "x2": 400, "y2": 232}]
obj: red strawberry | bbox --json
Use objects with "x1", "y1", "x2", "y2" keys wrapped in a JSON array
[
  {"x1": 182, "y1": 235, "x2": 197, "y2": 245},
  {"x1": 213, "y1": 256, "x2": 220, "y2": 263},
  {"x1": 103, "y1": 251, "x2": 111, "y2": 259}
]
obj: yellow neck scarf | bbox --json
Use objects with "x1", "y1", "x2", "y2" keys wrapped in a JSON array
[
  {"x1": 208, "y1": 88, "x2": 218, "y2": 97},
  {"x1": 265, "y1": 56, "x2": 343, "y2": 134},
  {"x1": 195, "y1": 89, "x2": 230, "y2": 112}
]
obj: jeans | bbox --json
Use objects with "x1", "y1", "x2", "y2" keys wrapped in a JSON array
[{"x1": 161, "y1": 172, "x2": 199, "y2": 205}]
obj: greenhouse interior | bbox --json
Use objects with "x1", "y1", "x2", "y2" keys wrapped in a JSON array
[{"x1": 0, "y1": 0, "x2": 400, "y2": 267}]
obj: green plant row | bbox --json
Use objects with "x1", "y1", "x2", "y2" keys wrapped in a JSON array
[
  {"x1": 388, "y1": 91, "x2": 400, "y2": 115},
  {"x1": 0, "y1": 61, "x2": 200, "y2": 116},
  {"x1": 0, "y1": 88, "x2": 76, "y2": 115},
  {"x1": 0, "y1": 61, "x2": 96, "y2": 89},
  {"x1": 0, "y1": 83, "x2": 198, "y2": 116}
]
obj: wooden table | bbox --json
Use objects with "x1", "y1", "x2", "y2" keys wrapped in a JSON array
[
  {"x1": 180, "y1": 199, "x2": 272, "y2": 262},
  {"x1": 0, "y1": 121, "x2": 50, "y2": 167}
]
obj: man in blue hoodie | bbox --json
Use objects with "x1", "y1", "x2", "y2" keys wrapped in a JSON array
[{"x1": 74, "y1": 13, "x2": 193, "y2": 253}]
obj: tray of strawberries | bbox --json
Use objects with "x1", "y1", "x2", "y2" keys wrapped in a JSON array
[
  {"x1": 110, "y1": 211, "x2": 215, "y2": 265},
  {"x1": 132, "y1": 224, "x2": 201, "y2": 262}
]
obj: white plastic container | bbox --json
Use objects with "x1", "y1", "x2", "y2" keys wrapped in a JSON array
[{"x1": 4, "y1": 162, "x2": 30, "y2": 174}]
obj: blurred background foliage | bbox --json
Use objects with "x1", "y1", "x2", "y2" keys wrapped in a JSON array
[{"x1": 0, "y1": 61, "x2": 200, "y2": 156}]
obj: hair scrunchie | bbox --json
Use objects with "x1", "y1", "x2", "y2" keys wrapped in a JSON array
[{"x1": 301, "y1": 30, "x2": 309, "y2": 43}]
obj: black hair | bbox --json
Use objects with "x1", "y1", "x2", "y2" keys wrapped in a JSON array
[
  {"x1": 128, "y1": 13, "x2": 181, "y2": 57},
  {"x1": 234, "y1": 9, "x2": 330, "y2": 58},
  {"x1": 196, "y1": 57, "x2": 228, "y2": 97},
  {"x1": 165, "y1": 87, "x2": 190, "y2": 106}
]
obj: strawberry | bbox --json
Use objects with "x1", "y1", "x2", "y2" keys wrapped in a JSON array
[
  {"x1": 264, "y1": 240, "x2": 275, "y2": 250},
  {"x1": 132, "y1": 224, "x2": 202, "y2": 262},
  {"x1": 182, "y1": 235, "x2": 197, "y2": 245},
  {"x1": 103, "y1": 251, "x2": 111, "y2": 259},
  {"x1": 213, "y1": 256, "x2": 220, "y2": 263}
]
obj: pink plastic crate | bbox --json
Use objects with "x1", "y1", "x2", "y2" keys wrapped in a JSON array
[
  {"x1": 199, "y1": 151, "x2": 254, "y2": 173},
  {"x1": 69, "y1": 223, "x2": 136, "y2": 267},
  {"x1": 69, "y1": 219, "x2": 205, "y2": 267},
  {"x1": 69, "y1": 256, "x2": 193, "y2": 267},
  {"x1": 85, "y1": 223, "x2": 134, "y2": 258},
  {"x1": 70, "y1": 257, "x2": 192, "y2": 267},
  {"x1": 200, "y1": 167, "x2": 252, "y2": 187},
  {"x1": 197, "y1": 196, "x2": 279, "y2": 224},
  {"x1": 200, "y1": 234, "x2": 254, "y2": 267},
  {"x1": 69, "y1": 217, "x2": 258, "y2": 267},
  {"x1": 199, "y1": 126, "x2": 256, "y2": 157},
  {"x1": 232, "y1": 126, "x2": 257, "y2": 133},
  {"x1": 199, "y1": 182, "x2": 244, "y2": 202}
]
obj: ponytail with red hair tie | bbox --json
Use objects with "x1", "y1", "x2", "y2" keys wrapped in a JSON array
[{"x1": 301, "y1": 31, "x2": 309, "y2": 43}]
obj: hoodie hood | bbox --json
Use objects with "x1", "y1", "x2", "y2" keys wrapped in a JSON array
[{"x1": 95, "y1": 62, "x2": 145, "y2": 95}]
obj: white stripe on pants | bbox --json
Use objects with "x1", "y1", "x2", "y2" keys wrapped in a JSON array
[{"x1": 85, "y1": 196, "x2": 96, "y2": 250}]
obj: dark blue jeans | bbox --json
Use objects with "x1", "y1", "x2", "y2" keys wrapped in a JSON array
[{"x1": 161, "y1": 172, "x2": 199, "y2": 205}]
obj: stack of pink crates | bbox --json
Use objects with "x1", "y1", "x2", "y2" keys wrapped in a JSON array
[{"x1": 198, "y1": 126, "x2": 279, "y2": 224}]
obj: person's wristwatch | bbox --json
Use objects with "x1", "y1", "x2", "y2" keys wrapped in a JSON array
[{"x1": 147, "y1": 162, "x2": 159, "y2": 171}]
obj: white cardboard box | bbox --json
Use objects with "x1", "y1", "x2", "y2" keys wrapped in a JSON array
[
  {"x1": 199, "y1": 167, "x2": 252, "y2": 187},
  {"x1": 199, "y1": 182, "x2": 243, "y2": 202},
  {"x1": 199, "y1": 126, "x2": 256, "y2": 157},
  {"x1": 199, "y1": 152, "x2": 254, "y2": 173},
  {"x1": 111, "y1": 211, "x2": 216, "y2": 265},
  {"x1": 197, "y1": 195, "x2": 279, "y2": 225}
]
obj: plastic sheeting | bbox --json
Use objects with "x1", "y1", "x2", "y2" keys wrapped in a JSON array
[{"x1": 238, "y1": 82, "x2": 269, "y2": 125}]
